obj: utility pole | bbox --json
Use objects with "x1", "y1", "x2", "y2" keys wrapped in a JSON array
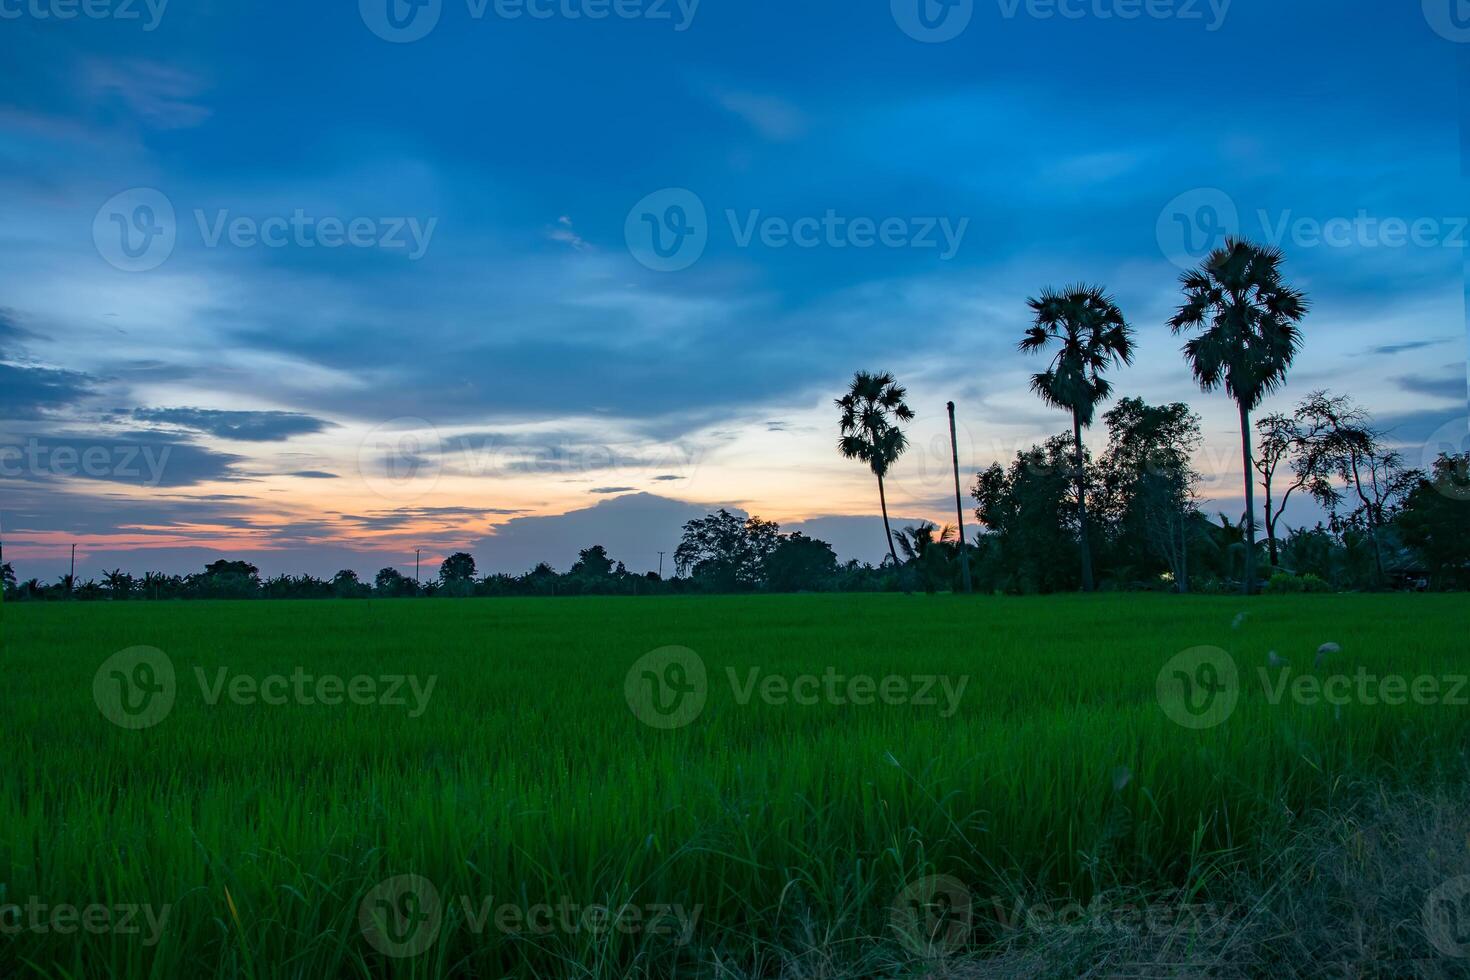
[
  {"x1": 69, "y1": 543, "x2": 76, "y2": 599},
  {"x1": 657, "y1": 552, "x2": 665, "y2": 580},
  {"x1": 415, "y1": 549, "x2": 421, "y2": 584},
  {"x1": 947, "y1": 402, "x2": 973, "y2": 594}
]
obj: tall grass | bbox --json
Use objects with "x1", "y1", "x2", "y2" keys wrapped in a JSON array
[{"x1": 2, "y1": 594, "x2": 1467, "y2": 977}]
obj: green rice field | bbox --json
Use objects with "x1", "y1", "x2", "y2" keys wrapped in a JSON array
[{"x1": 3, "y1": 594, "x2": 1469, "y2": 977}]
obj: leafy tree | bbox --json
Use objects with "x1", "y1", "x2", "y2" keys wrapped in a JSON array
[
  {"x1": 198, "y1": 559, "x2": 261, "y2": 599},
  {"x1": 570, "y1": 545, "x2": 615, "y2": 578},
  {"x1": 764, "y1": 532, "x2": 838, "y2": 592},
  {"x1": 1397, "y1": 454, "x2": 1470, "y2": 590},
  {"x1": 375, "y1": 567, "x2": 415, "y2": 597},
  {"x1": 1170, "y1": 239, "x2": 1308, "y2": 594},
  {"x1": 1255, "y1": 403, "x2": 1340, "y2": 568},
  {"x1": 1020, "y1": 285, "x2": 1135, "y2": 591},
  {"x1": 836, "y1": 371, "x2": 913, "y2": 568},
  {"x1": 1096, "y1": 398, "x2": 1202, "y2": 591},
  {"x1": 1296, "y1": 391, "x2": 1417, "y2": 586},
  {"x1": 332, "y1": 569, "x2": 370, "y2": 598},
  {"x1": 675, "y1": 510, "x2": 780, "y2": 591},
  {"x1": 1, "y1": 561, "x2": 15, "y2": 594},
  {"x1": 438, "y1": 552, "x2": 477, "y2": 583},
  {"x1": 973, "y1": 434, "x2": 1092, "y2": 594}
]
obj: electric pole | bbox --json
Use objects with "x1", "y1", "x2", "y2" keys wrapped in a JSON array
[
  {"x1": 948, "y1": 402, "x2": 973, "y2": 594},
  {"x1": 69, "y1": 543, "x2": 76, "y2": 599},
  {"x1": 415, "y1": 549, "x2": 421, "y2": 584},
  {"x1": 657, "y1": 552, "x2": 665, "y2": 580}
]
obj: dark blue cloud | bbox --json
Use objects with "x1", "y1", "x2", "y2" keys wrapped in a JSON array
[
  {"x1": 0, "y1": 362, "x2": 96, "y2": 420},
  {"x1": 0, "y1": 431, "x2": 244, "y2": 488},
  {"x1": 127, "y1": 407, "x2": 334, "y2": 442}
]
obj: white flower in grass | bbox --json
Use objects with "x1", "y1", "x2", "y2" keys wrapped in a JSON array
[
  {"x1": 1315, "y1": 642, "x2": 1340, "y2": 668},
  {"x1": 1267, "y1": 650, "x2": 1288, "y2": 668}
]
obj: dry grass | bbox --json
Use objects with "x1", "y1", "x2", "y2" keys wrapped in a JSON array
[{"x1": 922, "y1": 785, "x2": 1470, "y2": 979}]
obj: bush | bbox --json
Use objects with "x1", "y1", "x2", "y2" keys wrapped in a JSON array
[{"x1": 1264, "y1": 572, "x2": 1333, "y2": 594}]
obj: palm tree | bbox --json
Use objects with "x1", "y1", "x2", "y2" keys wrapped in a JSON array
[
  {"x1": 1170, "y1": 239, "x2": 1308, "y2": 595},
  {"x1": 1019, "y1": 285, "x2": 1135, "y2": 592},
  {"x1": 837, "y1": 371, "x2": 914, "y2": 568}
]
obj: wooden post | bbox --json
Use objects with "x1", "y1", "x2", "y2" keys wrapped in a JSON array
[{"x1": 948, "y1": 402, "x2": 973, "y2": 594}]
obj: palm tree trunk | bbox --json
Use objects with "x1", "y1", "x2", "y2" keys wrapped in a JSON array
[
  {"x1": 1073, "y1": 412, "x2": 1095, "y2": 592},
  {"x1": 1239, "y1": 403, "x2": 1258, "y2": 595},
  {"x1": 877, "y1": 472, "x2": 900, "y2": 568}
]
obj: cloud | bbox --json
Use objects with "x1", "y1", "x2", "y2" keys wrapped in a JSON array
[
  {"x1": 474, "y1": 493, "x2": 723, "y2": 574},
  {"x1": 786, "y1": 514, "x2": 932, "y2": 567},
  {"x1": 1364, "y1": 339, "x2": 1450, "y2": 357},
  {"x1": 126, "y1": 407, "x2": 335, "y2": 442},
  {"x1": 590, "y1": 486, "x2": 636, "y2": 494},
  {"x1": 286, "y1": 470, "x2": 338, "y2": 479},
  {"x1": 547, "y1": 216, "x2": 590, "y2": 250},
  {"x1": 83, "y1": 59, "x2": 211, "y2": 129},
  {"x1": 0, "y1": 362, "x2": 96, "y2": 420},
  {"x1": 0, "y1": 431, "x2": 245, "y2": 487},
  {"x1": 1395, "y1": 371, "x2": 1467, "y2": 404},
  {"x1": 716, "y1": 90, "x2": 806, "y2": 141}
]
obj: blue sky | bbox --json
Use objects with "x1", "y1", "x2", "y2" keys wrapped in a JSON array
[{"x1": 1, "y1": 0, "x2": 1467, "y2": 579}]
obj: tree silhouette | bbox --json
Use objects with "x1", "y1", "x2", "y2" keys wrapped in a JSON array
[
  {"x1": 1020, "y1": 284, "x2": 1135, "y2": 591},
  {"x1": 837, "y1": 371, "x2": 914, "y2": 568},
  {"x1": 1170, "y1": 239, "x2": 1308, "y2": 595}
]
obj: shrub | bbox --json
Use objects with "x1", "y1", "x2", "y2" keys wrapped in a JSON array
[{"x1": 1264, "y1": 572, "x2": 1332, "y2": 594}]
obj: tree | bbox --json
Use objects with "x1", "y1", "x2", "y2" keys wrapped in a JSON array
[
  {"x1": 1296, "y1": 391, "x2": 1416, "y2": 587},
  {"x1": 1397, "y1": 454, "x2": 1470, "y2": 590},
  {"x1": 1020, "y1": 285, "x2": 1135, "y2": 591},
  {"x1": 893, "y1": 522, "x2": 957, "y2": 593},
  {"x1": 674, "y1": 510, "x2": 781, "y2": 591},
  {"x1": 332, "y1": 569, "x2": 369, "y2": 598},
  {"x1": 836, "y1": 371, "x2": 914, "y2": 568},
  {"x1": 1096, "y1": 398, "x2": 1202, "y2": 592},
  {"x1": 439, "y1": 552, "x2": 477, "y2": 583},
  {"x1": 764, "y1": 532, "x2": 838, "y2": 592},
  {"x1": 973, "y1": 434, "x2": 1093, "y2": 594},
  {"x1": 570, "y1": 545, "x2": 615, "y2": 579},
  {"x1": 1, "y1": 561, "x2": 14, "y2": 594},
  {"x1": 1255, "y1": 404, "x2": 1339, "y2": 568},
  {"x1": 375, "y1": 567, "x2": 415, "y2": 597},
  {"x1": 197, "y1": 559, "x2": 261, "y2": 599},
  {"x1": 1170, "y1": 239, "x2": 1308, "y2": 594},
  {"x1": 102, "y1": 569, "x2": 135, "y2": 600}
]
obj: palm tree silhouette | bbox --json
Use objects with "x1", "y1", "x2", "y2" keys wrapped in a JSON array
[
  {"x1": 837, "y1": 371, "x2": 914, "y2": 569},
  {"x1": 1170, "y1": 239, "x2": 1308, "y2": 595},
  {"x1": 1020, "y1": 285, "x2": 1135, "y2": 592}
]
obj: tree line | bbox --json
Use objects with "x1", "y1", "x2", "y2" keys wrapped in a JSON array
[
  {"x1": 3, "y1": 238, "x2": 1465, "y2": 601},
  {"x1": 835, "y1": 238, "x2": 1468, "y2": 595}
]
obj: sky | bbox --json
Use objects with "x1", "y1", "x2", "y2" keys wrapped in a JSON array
[{"x1": 1, "y1": 0, "x2": 1468, "y2": 581}]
